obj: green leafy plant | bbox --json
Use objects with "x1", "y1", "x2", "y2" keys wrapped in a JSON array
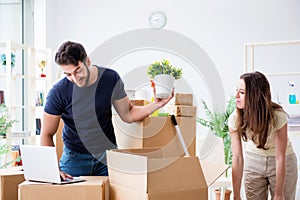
[
  {"x1": 147, "y1": 59, "x2": 183, "y2": 80},
  {"x1": 196, "y1": 96, "x2": 236, "y2": 169},
  {"x1": 0, "y1": 104, "x2": 19, "y2": 168},
  {"x1": 0, "y1": 144, "x2": 21, "y2": 169},
  {"x1": 0, "y1": 104, "x2": 17, "y2": 137}
]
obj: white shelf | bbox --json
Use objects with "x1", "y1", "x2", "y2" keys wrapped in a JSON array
[
  {"x1": 244, "y1": 40, "x2": 300, "y2": 74},
  {"x1": 0, "y1": 41, "x2": 52, "y2": 145},
  {"x1": 282, "y1": 104, "x2": 300, "y2": 116}
]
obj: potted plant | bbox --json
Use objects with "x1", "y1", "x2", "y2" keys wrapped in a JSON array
[
  {"x1": 0, "y1": 104, "x2": 17, "y2": 138},
  {"x1": 147, "y1": 59, "x2": 183, "y2": 98},
  {"x1": 0, "y1": 104, "x2": 19, "y2": 168},
  {"x1": 0, "y1": 52, "x2": 16, "y2": 73},
  {"x1": 196, "y1": 95, "x2": 235, "y2": 199}
]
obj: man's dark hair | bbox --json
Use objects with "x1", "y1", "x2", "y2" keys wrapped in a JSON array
[{"x1": 55, "y1": 41, "x2": 87, "y2": 66}]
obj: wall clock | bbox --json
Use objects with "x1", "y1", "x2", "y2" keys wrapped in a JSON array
[{"x1": 149, "y1": 11, "x2": 167, "y2": 29}]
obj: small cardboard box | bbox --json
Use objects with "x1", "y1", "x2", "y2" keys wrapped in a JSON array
[
  {"x1": 113, "y1": 115, "x2": 196, "y2": 157},
  {"x1": 18, "y1": 176, "x2": 109, "y2": 200},
  {"x1": 107, "y1": 148, "x2": 228, "y2": 200},
  {"x1": 174, "y1": 93, "x2": 193, "y2": 105},
  {"x1": 131, "y1": 100, "x2": 150, "y2": 106},
  {"x1": 169, "y1": 105, "x2": 197, "y2": 117},
  {"x1": 0, "y1": 167, "x2": 24, "y2": 200}
]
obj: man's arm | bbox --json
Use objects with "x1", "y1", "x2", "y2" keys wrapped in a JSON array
[
  {"x1": 113, "y1": 91, "x2": 173, "y2": 123},
  {"x1": 40, "y1": 112, "x2": 61, "y2": 146}
]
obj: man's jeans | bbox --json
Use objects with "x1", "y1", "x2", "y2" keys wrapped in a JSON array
[{"x1": 59, "y1": 146, "x2": 108, "y2": 176}]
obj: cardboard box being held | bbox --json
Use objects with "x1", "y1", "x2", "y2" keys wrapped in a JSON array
[
  {"x1": 18, "y1": 176, "x2": 109, "y2": 200},
  {"x1": 0, "y1": 167, "x2": 24, "y2": 200},
  {"x1": 107, "y1": 148, "x2": 228, "y2": 200},
  {"x1": 113, "y1": 115, "x2": 196, "y2": 157}
]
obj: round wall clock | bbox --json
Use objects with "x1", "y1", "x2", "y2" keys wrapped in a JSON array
[{"x1": 149, "y1": 11, "x2": 167, "y2": 29}]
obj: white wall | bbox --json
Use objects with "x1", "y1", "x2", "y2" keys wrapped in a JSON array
[
  {"x1": 0, "y1": 1, "x2": 22, "y2": 43},
  {"x1": 43, "y1": 0, "x2": 300, "y2": 103}
]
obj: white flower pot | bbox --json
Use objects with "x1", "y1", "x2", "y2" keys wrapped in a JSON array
[{"x1": 154, "y1": 74, "x2": 175, "y2": 98}]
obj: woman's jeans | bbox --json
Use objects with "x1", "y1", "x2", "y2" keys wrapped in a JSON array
[{"x1": 59, "y1": 146, "x2": 108, "y2": 176}]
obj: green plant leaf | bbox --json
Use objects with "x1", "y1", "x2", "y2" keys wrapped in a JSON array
[
  {"x1": 147, "y1": 59, "x2": 183, "y2": 79},
  {"x1": 196, "y1": 95, "x2": 235, "y2": 168},
  {"x1": 0, "y1": 104, "x2": 17, "y2": 136}
]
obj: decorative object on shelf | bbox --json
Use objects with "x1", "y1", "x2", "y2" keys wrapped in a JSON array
[
  {"x1": 35, "y1": 90, "x2": 44, "y2": 106},
  {"x1": 38, "y1": 59, "x2": 47, "y2": 77},
  {"x1": 147, "y1": 59, "x2": 183, "y2": 98},
  {"x1": 0, "y1": 144, "x2": 21, "y2": 168},
  {"x1": 288, "y1": 81, "x2": 297, "y2": 104},
  {"x1": 149, "y1": 11, "x2": 167, "y2": 29},
  {"x1": 0, "y1": 90, "x2": 4, "y2": 104},
  {"x1": 0, "y1": 52, "x2": 16, "y2": 73}
]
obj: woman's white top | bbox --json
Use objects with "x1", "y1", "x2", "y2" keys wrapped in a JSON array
[{"x1": 228, "y1": 110, "x2": 294, "y2": 156}]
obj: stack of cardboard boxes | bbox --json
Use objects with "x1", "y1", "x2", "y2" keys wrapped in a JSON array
[
  {"x1": 15, "y1": 93, "x2": 226, "y2": 200},
  {"x1": 170, "y1": 93, "x2": 197, "y2": 117},
  {"x1": 109, "y1": 93, "x2": 227, "y2": 200}
]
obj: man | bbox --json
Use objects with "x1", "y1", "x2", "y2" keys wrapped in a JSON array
[{"x1": 40, "y1": 41, "x2": 173, "y2": 179}]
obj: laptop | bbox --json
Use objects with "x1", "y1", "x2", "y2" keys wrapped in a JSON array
[{"x1": 20, "y1": 145, "x2": 85, "y2": 184}]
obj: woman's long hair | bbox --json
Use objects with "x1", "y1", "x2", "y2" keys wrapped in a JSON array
[{"x1": 236, "y1": 71, "x2": 283, "y2": 149}]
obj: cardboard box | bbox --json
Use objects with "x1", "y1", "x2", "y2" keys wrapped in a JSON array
[
  {"x1": 131, "y1": 100, "x2": 150, "y2": 106},
  {"x1": 113, "y1": 115, "x2": 196, "y2": 157},
  {"x1": 169, "y1": 105, "x2": 197, "y2": 117},
  {"x1": 175, "y1": 93, "x2": 193, "y2": 105},
  {"x1": 0, "y1": 167, "x2": 24, "y2": 200},
  {"x1": 107, "y1": 148, "x2": 228, "y2": 200},
  {"x1": 18, "y1": 176, "x2": 109, "y2": 200}
]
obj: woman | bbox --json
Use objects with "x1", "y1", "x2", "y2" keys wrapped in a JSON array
[{"x1": 229, "y1": 71, "x2": 298, "y2": 200}]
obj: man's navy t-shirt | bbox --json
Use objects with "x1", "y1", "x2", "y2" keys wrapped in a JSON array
[{"x1": 44, "y1": 66, "x2": 127, "y2": 155}]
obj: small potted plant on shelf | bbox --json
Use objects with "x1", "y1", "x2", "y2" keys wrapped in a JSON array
[
  {"x1": 0, "y1": 52, "x2": 16, "y2": 73},
  {"x1": 0, "y1": 104, "x2": 19, "y2": 168},
  {"x1": 147, "y1": 59, "x2": 183, "y2": 98},
  {"x1": 196, "y1": 95, "x2": 236, "y2": 200}
]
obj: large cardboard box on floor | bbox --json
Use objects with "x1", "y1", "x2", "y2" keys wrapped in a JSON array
[
  {"x1": 112, "y1": 115, "x2": 196, "y2": 157},
  {"x1": 0, "y1": 167, "x2": 24, "y2": 200},
  {"x1": 18, "y1": 176, "x2": 109, "y2": 200},
  {"x1": 107, "y1": 148, "x2": 228, "y2": 200}
]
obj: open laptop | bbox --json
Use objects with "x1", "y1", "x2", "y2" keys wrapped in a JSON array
[{"x1": 20, "y1": 145, "x2": 85, "y2": 184}]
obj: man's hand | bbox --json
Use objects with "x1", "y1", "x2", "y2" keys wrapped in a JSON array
[
  {"x1": 153, "y1": 87, "x2": 174, "y2": 108},
  {"x1": 59, "y1": 170, "x2": 73, "y2": 180}
]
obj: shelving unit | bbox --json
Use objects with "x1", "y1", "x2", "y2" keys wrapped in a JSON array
[
  {"x1": 244, "y1": 40, "x2": 300, "y2": 125},
  {"x1": 0, "y1": 41, "x2": 52, "y2": 145},
  {"x1": 244, "y1": 40, "x2": 300, "y2": 74}
]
